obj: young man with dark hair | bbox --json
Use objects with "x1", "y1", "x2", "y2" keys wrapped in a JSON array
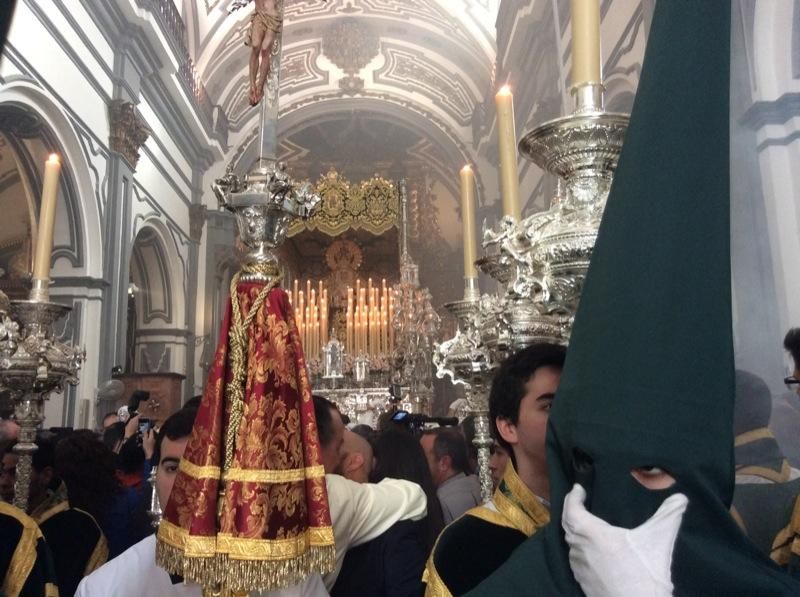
[
  {"x1": 419, "y1": 428, "x2": 481, "y2": 524},
  {"x1": 423, "y1": 342, "x2": 565, "y2": 596},
  {"x1": 76, "y1": 406, "x2": 199, "y2": 596}
]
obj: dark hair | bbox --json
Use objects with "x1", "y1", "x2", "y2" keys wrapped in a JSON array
[
  {"x1": 55, "y1": 430, "x2": 119, "y2": 523},
  {"x1": 153, "y1": 406, "x2": 198, "y2": 465},
  {"x1": 102, "y1": 422, "x2": 125, "y2": 452},
  {"x1": 489, "y1": 343, "x2": 566, "y2": 455},
  {"x1": 102, "y1": 411, "x2": 118, "y2": 424},
  {"x1": 183, "y1": 395, "x2": 203, "y2": 411},
  {"x1": 370, "y1": 427, "x2": 445, "y2": 551},
  {"x1": 784, "y1": 328, "x2": 800, "y2": 367},
  {"x1": 424, "y1": 428, "x2": 470, "y2": 475},
  {"x1": 118, "y1": 437, "x2": 145, "y2": 474},
  {"x1": 313, "y1": 394, "x2": 338, "y2": 449},
  {"x1": 350, "y1": 424, "x2": 374, "y2": 442},
  {"x1": 32, "y1": 437, "x2": 56, "y2": 473}
]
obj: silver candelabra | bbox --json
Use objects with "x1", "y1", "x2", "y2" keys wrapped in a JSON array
[
  {"x1": 0, "y1": 282, "x2": 85, "y2": 511},
  {"x1": 435, "y1": 83, "x2": 629, "y2": 500},
  {"x1": 433, "y1": 282, "x2": 497, "y2": 501}
]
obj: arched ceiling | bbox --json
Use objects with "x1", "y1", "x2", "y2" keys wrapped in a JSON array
[{"x1": 183, "y1": 0, "x2": 499, "y2": 180}]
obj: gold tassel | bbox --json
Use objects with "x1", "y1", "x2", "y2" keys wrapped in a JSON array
[{"x1": 156, "y1": 539, "x2": 335, "y2": 592}]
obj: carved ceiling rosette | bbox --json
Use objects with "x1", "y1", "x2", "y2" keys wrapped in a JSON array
[
  {"x1": 322, "y1": 18, "x2": 379, "y2": 94},
  {"x1": 321, "y1": 19, "x2": 380, "y2": 74}
]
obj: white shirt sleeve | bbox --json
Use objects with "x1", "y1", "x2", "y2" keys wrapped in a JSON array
[{"x1": 322, "y1": 474, "x2": 427, "y2": 590}]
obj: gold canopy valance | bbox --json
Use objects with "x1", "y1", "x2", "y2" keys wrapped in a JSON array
[{"x1": 288, "y1": 169, "x2": 399, "y2": 237}]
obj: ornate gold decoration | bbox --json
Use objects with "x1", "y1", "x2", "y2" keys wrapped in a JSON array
[
  {"x1": 288, "y1": 169, "x2": 399, "y2": 237},
  {"x1": 108, "y1": 100, "x2": 150, "y2": 169}
]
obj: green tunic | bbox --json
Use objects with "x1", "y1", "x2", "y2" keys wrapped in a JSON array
[{"x1": 466, "y1": 1, "x2": 800, "y2": 595}]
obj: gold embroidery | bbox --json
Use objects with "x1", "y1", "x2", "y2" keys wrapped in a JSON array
[
  {"x1": 158, "y1": 519, "x2": 335, "y2": 559},
  {"x1": 180, "y1": 459, "x2": 325, "y2": 483},
  {"x1": 771, "y1": 495, "x2": 800, "y2": 565},
  {"x1": 179, "y1": 459, "x2": 222, "y2": 480},
  {"x1": 422, "y1": 556, "x2": 453, "y2": 597},
  {"x1": 225, "y1": 275, "x2": 279, "y2": 473},
  {"x1": 423, "y1": 462, "x2": 549, "y2": 597},
  {"x1": 36, "y1": 500, "x2": 69, "y2": 525},
  {"x1": 736, "y1": 460, "x2": 791, "y2": 483},
  {"x1": 1, "y1": 501, "x2": 42, "y2": 597},
  {"x1": 493, "y1": 461, "x2": 550, "y2": 537},
  {"x1": 462, "y1": 505, "x2": 520, "y2": 531},
  {"x1": 734, "y1": 427, "x2": 774, "y2": 447},
  {"x1": 84, "y1": 533, "x2": 109, "y2": 575}
]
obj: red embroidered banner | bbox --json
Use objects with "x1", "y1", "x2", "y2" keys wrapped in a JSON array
[{"x1": 156, "y1": 282, "x2": 334, "y2": 592}]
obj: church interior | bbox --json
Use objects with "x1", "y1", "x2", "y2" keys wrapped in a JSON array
[{"x1": 2, "y1": 0, "x2": 800, "y2": 594}]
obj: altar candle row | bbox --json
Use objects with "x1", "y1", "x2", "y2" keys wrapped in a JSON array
[
  {"x1": 289, "y1": 280, "x2": 328, "y2": 360},
  {"x1": 345, "y1": 278, "x2": 394, "y2": 357}
]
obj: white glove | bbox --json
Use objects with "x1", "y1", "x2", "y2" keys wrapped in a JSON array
[{"x1": 562, "y1": 483, "x2": 688, "y2": 597}]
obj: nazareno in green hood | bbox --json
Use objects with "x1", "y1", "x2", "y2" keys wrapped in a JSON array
[{"x1": 468, "y1": 1, "x2": 800, "y2": 595}]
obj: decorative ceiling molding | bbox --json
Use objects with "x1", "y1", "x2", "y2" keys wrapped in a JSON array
[{"x1": 374, "y1": 43, "x2": 476, "y2": 126}]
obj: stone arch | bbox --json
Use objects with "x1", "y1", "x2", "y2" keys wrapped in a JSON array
[
  {"x1": 0, "y1": 80, "x2": 103, "y2": 279},
  {"x1": 130, "y1": 218, "x2": 186, "y2": 329},
  {"x1": 128, "y1": 218, "x2": 188, "y2": 374}
]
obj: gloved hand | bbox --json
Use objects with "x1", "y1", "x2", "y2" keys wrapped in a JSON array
[{"x1": 562, "y1": 483, "x2": 688, "y2": 597}]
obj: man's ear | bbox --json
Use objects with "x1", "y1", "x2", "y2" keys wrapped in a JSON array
[
  {"x1": 41, "y1": 465, "x2": 54, "y2": 486},
  {"x1": 495, "y1": 416, "x2": 518, "y2": 447},
  {"x1": 348, "y1": 452, "x2": 365, "y2": 473},
  {"x1": 439, "y1": 454, "x2": 453, "y2": 472}
]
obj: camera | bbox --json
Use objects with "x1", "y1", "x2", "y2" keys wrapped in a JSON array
[{"x1": 389, "y1": 410, "x2": 458, "y2": 434}]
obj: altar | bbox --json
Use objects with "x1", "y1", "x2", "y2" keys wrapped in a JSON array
[{"x1": 279, "y1": 170, "x2": 439, "y2": 420}]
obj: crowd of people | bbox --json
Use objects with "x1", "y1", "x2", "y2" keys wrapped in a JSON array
[{"x1": 2, "y1": 330, "x2": 799, "y2": 596}]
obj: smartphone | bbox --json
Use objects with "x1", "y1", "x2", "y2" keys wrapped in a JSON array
[{"x1": 138, "y1": 418, "x2": 154, "y2": 435}]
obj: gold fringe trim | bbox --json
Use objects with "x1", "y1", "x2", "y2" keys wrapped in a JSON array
[{"x1": 156, "y1": 538, "x2": 336, "y2": 592}]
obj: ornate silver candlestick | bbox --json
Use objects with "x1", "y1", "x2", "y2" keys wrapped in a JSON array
[
  {"x1": 517, "y1": 83, "x2": 629, "y2": 318},
  {"x1": 213, "y1": 159, "x2": 322, "y2": 280},
  {"x1": 478, "y1": 83, "x2": 629, "y2": 353},
  {"x1": 0, "y1": 285, "x2": 84, "y2": 511},
  {"x1": 433, "y1": 291, "x2": 497, "y2": 501}
]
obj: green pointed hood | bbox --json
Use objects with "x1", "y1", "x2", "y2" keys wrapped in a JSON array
[{"x1": 468, "y1": 1, "x2": 800, "y2": 595}]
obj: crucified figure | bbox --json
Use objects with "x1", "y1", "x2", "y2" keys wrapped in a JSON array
[{"x1": 243, "y1": 0, "x2": 282, "y2": 106}]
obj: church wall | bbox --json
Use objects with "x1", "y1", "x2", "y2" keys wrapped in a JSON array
[{"x1": 0, "y1": 0, "x2": 224, "y2": 426}]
